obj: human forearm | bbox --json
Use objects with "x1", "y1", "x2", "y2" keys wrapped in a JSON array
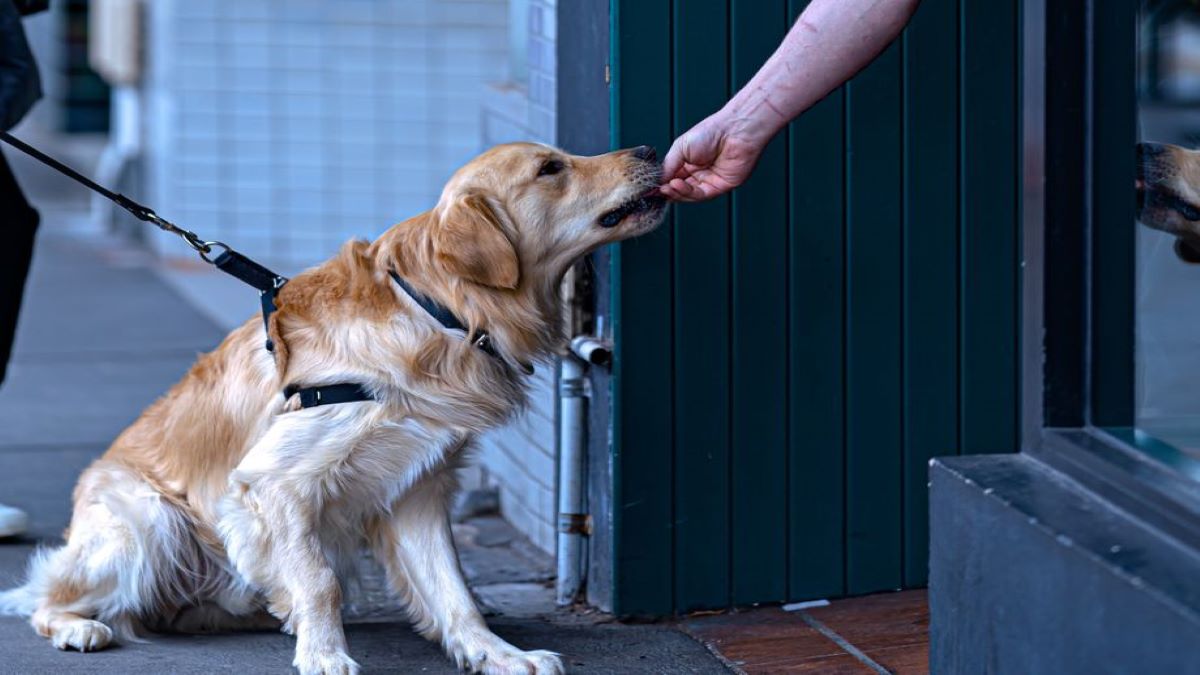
[
  {"x1": 659, "y1": 0, "x2": 918, "y2": 202},
  {"x1": 723, "y1": 0, "x2": 920, "y2": 143}
]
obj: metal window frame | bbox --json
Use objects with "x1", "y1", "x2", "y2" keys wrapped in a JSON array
[{"x1": 1023, "y1": 0, "x2": 1200, "y2": 539}]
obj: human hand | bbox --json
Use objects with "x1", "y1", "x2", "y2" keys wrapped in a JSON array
[{"x1": 659, "y1": 110, "x2": 769, "y2": 202}]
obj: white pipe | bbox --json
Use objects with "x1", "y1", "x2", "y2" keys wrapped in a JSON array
[
  {"x1": 555, "y1": 336, "x2": 610, "y2": 605},
  {"x1": 556, "y1": 353, "x2": 588, "y2": 605},
  {"x1": 570, "y1": 335, "x2": 612, "y2": 367}
]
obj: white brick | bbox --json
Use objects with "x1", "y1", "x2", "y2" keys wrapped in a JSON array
[{"x1": 147, "y1": 0, "x2": 560, "y2": 550}]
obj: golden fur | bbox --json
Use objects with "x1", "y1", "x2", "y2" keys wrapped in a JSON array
[
  {"x1": 1138, "y1": 141, "x2": 1200, "y2": 261},
  {"x1": 0, "y1": 143, "x2": 666, "y2": 675}
]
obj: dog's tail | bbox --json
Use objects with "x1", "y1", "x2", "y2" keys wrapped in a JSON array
[
  {"x1": 0, "y1": 584, "x2": 36, "y2": 616},
  {"x1": 0, "y1": 547, "x2": 52, "y2": 617}
]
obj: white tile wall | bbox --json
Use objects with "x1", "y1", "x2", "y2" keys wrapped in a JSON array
[
  {"x1": 475, "y1": 367, "x2": 558, "y2": 553},
  {"x1": 141, "y1": 0, "x2": 560, "y2": 556},
  {"x1": 473, "y1": 0, "x2": 559, "y2": 554},
  {"x1": 142, "y1": 0, "x2": 509, "y2": 267}
]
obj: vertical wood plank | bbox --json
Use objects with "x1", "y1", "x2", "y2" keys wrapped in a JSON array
[
  {"x1": 902, "y1": 0, "x2": 959, "y2": 588},
  {"x1": 960, "y1": 0, "x2": 1018, "y2": 455},
  {"x1": 608, "y1": 0, "x2": 1025, "y2": 614},
  {"x1": 845, "y1": 39, "x2": 904, "y2": 595},
  {"x1": 672, "y1": 0, "x2": 732, "y2": 612},
  {"x1": 787, "y1": 0, "x2": 846, "y2": 601},
  {"x1": 730, "y1": 0, "x2": 790, "y2": 605},
  {"x1": 611, "y1": 0, "x2": 675, "y2": 616}
]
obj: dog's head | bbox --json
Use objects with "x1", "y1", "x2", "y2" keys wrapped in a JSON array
[
  {"x1": 1137, "y1": 142, "x2": 1200, "y2": 238},
  {"x1": 370, "y1": 142, "x2": 667, "y2": 361},
  {"x1": 423, "y1": 142, "x2": 667, "y2": 290}
]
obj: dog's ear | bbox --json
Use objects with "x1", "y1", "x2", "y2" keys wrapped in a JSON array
[{"x1": 434, "y1": 192, "x2": 520, "y2": 289}]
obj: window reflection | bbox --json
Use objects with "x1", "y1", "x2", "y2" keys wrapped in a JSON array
[{"x1": 1137, "y1": 0, "x2": 1200, "y2": 455}]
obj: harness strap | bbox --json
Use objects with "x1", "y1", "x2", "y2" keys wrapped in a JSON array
[
  {"x1": 211, "y1": 249, "x2": 288, "y2": 352},
  {"x1": 283, "y1": 382, "x2": 375, "y2": 409}
]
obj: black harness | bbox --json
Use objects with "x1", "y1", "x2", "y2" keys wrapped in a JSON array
[
  {"x1": 273, "y1": 271, "x2": 512, "y2": 409},
  {"x1": 0, "y1": 131, "x2": 508, "y2": 410}
]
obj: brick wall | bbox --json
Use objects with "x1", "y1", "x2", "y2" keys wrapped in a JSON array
[
  {"x1": 471, "y1": 0, "x2": 558, "y2": 554},
  {"x1": 140, "y1": 0, "x2": 560, "y2": 555},
  {"x1": 142, "y1": 0, "x2": 509, "y2": 267}
]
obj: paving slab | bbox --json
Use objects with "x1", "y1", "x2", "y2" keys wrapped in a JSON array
[
  {"x1": 0, "y1": 616, "x2": 727, "y2": 675},
  {"x1": 11, "y1": 236, "x2": 225, "y2": 359}
]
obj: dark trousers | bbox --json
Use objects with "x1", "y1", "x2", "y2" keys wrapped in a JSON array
[{"x1": 0, "y1": 150, "x2": 38, "y2": 386}]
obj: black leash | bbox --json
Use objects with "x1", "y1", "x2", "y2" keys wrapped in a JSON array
[
  {"x1": 1, "y1": 131, "x2": 226, "y2": 261},
  {"x1": 0, "y1": 131, "x2": 288, "y2": 353},
  {"x1": 0, "y1": 131, "x2": 374, "y2": 408}
]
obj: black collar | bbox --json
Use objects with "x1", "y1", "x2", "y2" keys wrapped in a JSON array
[
  {"x1": 278, "y1": 271, "x2": 530, "y2": 412},
  {"x1": 388, "y1": 270, "x2": 504, "y2": 360}
]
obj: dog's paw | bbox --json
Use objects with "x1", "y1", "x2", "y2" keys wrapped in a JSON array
[
  {"x1": 50, "y1": 619, "x2": 113, "y2": 652},
  {"x1": 293, "y1": 649, "x2": 360, "y2": 675},
  {"x1": 470, "y1": 647, "x2": 564, "y2": 675},
  {"x1": 446, "y1": 629, "x2": 564, "y2": 675}
]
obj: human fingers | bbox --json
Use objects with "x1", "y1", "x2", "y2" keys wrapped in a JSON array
[
  {"x1": 661, "y1": 176, "x2": 711, "y2": 202},
  {"x1": 661, "y1": 135, "x2": 689, "y2": 182},
  {"x1": 663, "y1": 119, "x2": 723, "y2": 180}
]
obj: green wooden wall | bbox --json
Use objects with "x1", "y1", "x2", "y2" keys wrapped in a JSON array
[{"x1": 609, "y1": 0, "x2": 1020, "y2": 615}]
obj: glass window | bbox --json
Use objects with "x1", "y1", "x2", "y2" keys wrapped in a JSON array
[{"x1": 1137, "y1": 1, "x2": 1200, "y2": 457}]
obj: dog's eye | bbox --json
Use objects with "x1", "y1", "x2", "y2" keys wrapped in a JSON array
[{"x1": 537, "y1": 160, "x2": 564, "y2": 177}]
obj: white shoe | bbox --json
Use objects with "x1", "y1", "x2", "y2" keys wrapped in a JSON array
[{"x1": 0, "y1": 503, "x2": 29, "y2": 537}]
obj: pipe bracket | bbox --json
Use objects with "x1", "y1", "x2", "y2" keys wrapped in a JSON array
[{"x1": 558, "y1": 513, "x2": 593, "y2": 535}]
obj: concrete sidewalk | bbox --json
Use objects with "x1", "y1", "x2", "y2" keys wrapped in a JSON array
[{"x1": 0, "y1": 233, "x2": 725, "y2": 674}]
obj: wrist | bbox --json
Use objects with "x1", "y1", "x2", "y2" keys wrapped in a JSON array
[{"x1": 721, "y1": 89, "x2": 788, "y2": 146}]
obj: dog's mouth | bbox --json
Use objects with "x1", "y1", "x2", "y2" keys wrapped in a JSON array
[
  {"x1": 1136, "y1": 178, "x2": 1200, "y2": 223},
  {"x1": 598, "y1": 188, "x2": 668, "y2": 228},
  {"x1": 1136, "y1": 154, "x2": 1200, "y2": 224}
]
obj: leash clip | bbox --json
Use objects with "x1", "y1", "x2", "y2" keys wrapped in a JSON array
[
  {"x1": 113, "y1": 192, "x2": 218, "y2": 260},
  {"x1": 152, "y1": 216, "x2": 218, "y2": 258}
]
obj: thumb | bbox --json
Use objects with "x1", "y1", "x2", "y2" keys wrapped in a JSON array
[{"x1": 661, "y1": 135, "x2": 688, "y2": 182}]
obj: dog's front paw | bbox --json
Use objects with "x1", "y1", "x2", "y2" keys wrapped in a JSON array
[
  {"x1": 50, "y1": 618, "x2": 113, "y2": 652},
  {"x1": 471, "y1": 647, "x2": 564, "y2": 675},
  {"x1": 293, "y1": 648, "x2": 360, "y2": 675}
]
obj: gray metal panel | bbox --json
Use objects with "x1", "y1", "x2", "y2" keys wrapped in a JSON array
[
  {"x1": 556, "y1": 0, "x2": 612, "y2": 612},
  {"x1": 930, "y1": 455, "x2": 1200, "y2": 674}
]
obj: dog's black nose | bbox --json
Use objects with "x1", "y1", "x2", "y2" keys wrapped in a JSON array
[
  {"x1": 1138, "y1": 142, "x2": 1166, "y2": 162},
  {"x1": 631, "y1": 145, "x2": 657, "y2": 161}
]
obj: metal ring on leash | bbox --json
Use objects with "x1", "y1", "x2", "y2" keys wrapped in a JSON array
[
  {"x1": 171, "y1": 226, "x2": 212, "y2": 255},
  {"x1": 197, "y1": 241, "x2": 230, "y2": 264}
]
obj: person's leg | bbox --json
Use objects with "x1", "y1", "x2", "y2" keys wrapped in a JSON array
[
  {"x1": 0, "y1": 503, "x2": 28, "y2": 537},
  {"x1": 0, "y1": 149, "x2": 39, "y2": 538},
  {"x1": 0, "y1": 148, "x2": 39, "y2": 387}
]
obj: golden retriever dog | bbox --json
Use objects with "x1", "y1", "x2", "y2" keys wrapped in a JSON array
[
  {"x1": 1137, "y1": 141, "x2": 1200, "y2": 261},
  {"x1": 0, "y1": 142, "x2": 666, "y2": 674}
]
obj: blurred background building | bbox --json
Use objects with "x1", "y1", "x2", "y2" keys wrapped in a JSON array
[{"x1": 10, "y1": 0, "x2": 560, "y2": 555}]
